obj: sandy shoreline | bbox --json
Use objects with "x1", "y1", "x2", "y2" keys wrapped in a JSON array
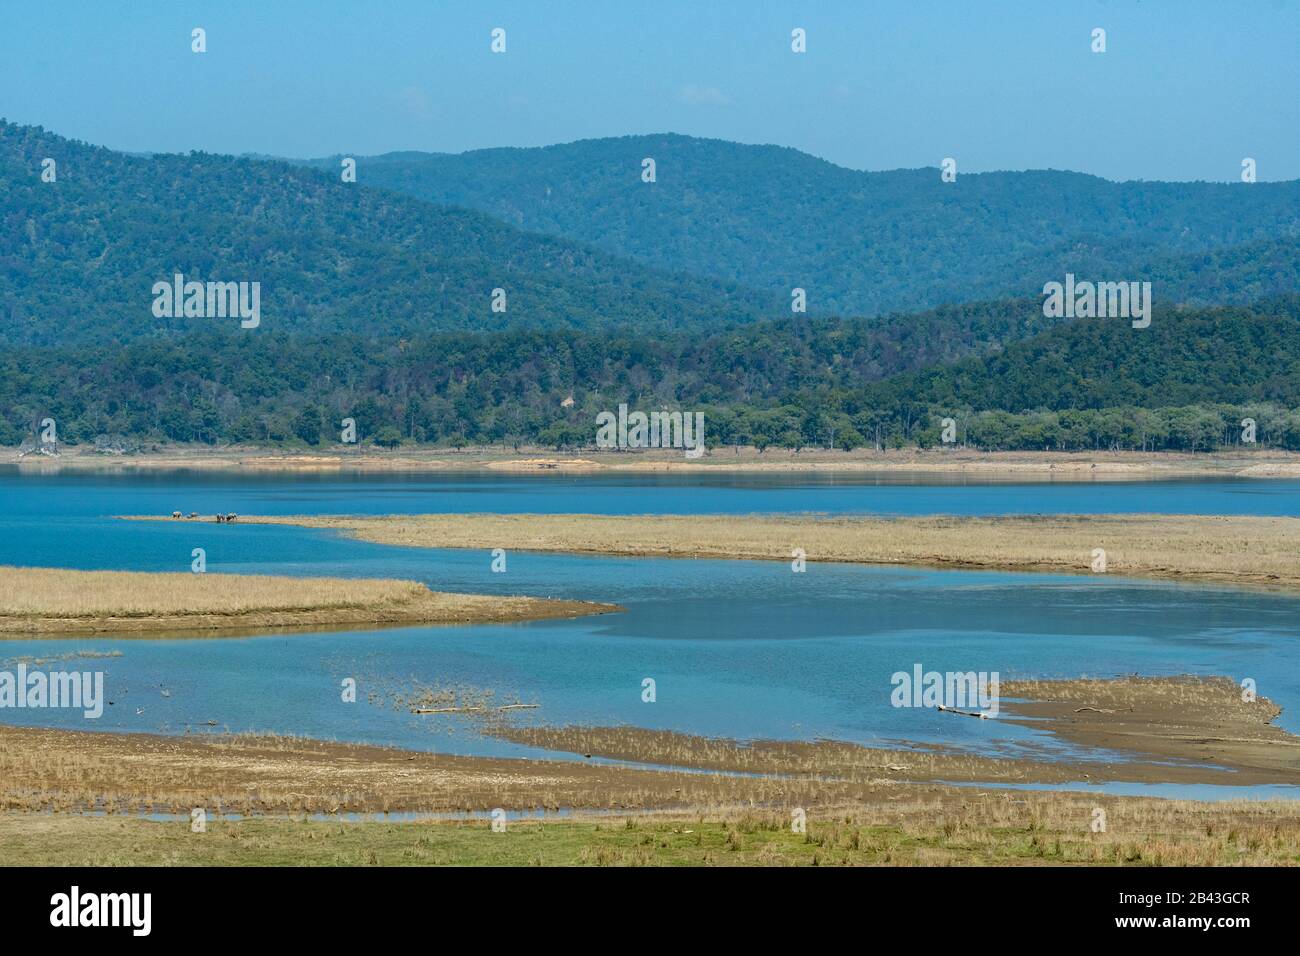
[
  {"x1": 158, "y1": 512, "x2": 1300, "y2": 592},
  {"x1": 0, "y1": 566, "x2": 618, "y2": 636},
  {"x1": 0, "y1": 677, "x2": 1293, "y2": 817},
  {"x1": 9, "y1": 444, "x2": 1300, "y2": 479}
]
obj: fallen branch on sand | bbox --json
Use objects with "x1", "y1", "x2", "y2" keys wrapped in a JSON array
[{"x1": 937, "y1": 704, "x2": 990, "y2": 719}]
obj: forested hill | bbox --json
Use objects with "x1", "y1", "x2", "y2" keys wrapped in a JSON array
[
  {"x1": 9, "y1": 121, "x2": 1300, "y2": 453},
  {"x1": 0, "y1": 122, "x2": 780, "y2": 347},
  {"x1": 7, "y1": 297, "x2": 1300, "y2": 450},
  {"x1": 857, "y1": 296, "x2": 1300, "y2": 413},
  {"x1": 0, "y1": 296, "x2": 1053, "y2": 445},
  {"x1": 300, "y1": 135, "x2": 1300, "y2": 316}
]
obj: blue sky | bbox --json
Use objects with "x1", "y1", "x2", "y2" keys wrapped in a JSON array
[{"x1": 2, "y1": 0, "x2": 1297, "y2": 181}]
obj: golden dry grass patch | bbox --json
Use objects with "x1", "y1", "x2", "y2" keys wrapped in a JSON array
[
  {"x1": 179, "y1": 512, "x2": 1300, "y2": 590},
  {"x1": 0, "y1": 565, "x2": 618, "y2": 635}
]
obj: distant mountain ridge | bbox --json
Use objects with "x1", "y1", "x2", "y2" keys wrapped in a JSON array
[
  {"x1": 0, "y1": 122, "x2": 780, "y2": 347},
  {"x1": 7, "y1": 121, "x2": 1300, "y2": 454},
  {"x1": 299, "y1": 134, "x2": 1300, "y2": 315}
]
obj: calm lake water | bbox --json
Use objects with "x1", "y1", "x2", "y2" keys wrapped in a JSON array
[{"x1": 2, "y1": 468, "x2": 1298, "y2": 792}]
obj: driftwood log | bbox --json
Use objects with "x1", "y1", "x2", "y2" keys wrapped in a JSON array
[
  {"x1": 937, "y1": 704, "x2": 990, "y2": 719},
  {"x1": 410, "y1": 703, "x2": 540, "y2": 715}
]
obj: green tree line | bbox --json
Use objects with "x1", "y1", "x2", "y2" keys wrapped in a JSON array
[{"x1": 6, "y1": 298, "x2": 1300, "y2": 453}]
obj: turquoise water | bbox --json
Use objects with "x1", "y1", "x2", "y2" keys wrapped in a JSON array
[
  {"x1": 5, "y1": 467, "x2": 1300, "y2": 517},
  {"x1": 1, "y1": 469, "x2": 1298, "y2": 793}
]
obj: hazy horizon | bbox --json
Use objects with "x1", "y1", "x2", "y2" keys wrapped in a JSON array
[
  {"x1": 3, "y1": 0, "x2": 1297, "y2": 183},
  {"x1": 12, "y1": 121, "x2": 1297, "y2": 189}
]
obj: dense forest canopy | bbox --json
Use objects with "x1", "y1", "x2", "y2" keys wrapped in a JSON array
[
  {"x1": 0, "y1": 121, "x2": 778, "y2": 348},
  {"x1": 6, "y1": 122, "x2": 1300, "y2": 455},
  {"x1": 298, "y1": 134, "x2": 1300, "y2": 316},
  {"x1": 5, "y1": 298, "x2": 1300, "y2": 453}
]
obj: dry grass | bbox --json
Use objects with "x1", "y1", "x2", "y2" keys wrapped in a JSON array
[
  {"x1": 3, "y1": 673, "x2": 1300, "y2": 865},
  {"x1": 2, "y1": 796, "x2": 1300, "y2": 866},
  {"x1": 999, "y1": 676, "x2": 1300, "y2": 781},
  {"x1": 492, "y1": 678, "x2": 1300, "y2": 788},
  {"x1": 0, "y1": 565, "x2": 618, "y2": 635},
  {"x1": 3, "y1": 724, "x2": 1300, "y2": 867},
  {"x1": 0, "y1": 724, "x2": 977, "y2": 816},
  {"x1": 178, "y1": 512, "x2": 1300, "y2": 590},
  {"x1": 1, "y1": 565, "x2": 436, "y2": 616},
  {"x1": 491, "y1": 723, "x2": 1086, "y2": 783},
  {"x1": 1, "y1": 677, "x2": 1295, "y2": 823}
]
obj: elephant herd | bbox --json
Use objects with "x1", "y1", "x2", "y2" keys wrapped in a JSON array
[{"x1": 169, "y1": 511, "x2": 238, "y2": 522}]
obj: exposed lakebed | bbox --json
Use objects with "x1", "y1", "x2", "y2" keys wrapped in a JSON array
[{"x1": 2, "y1": 468, "x2": 1298, "y2": 794}]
